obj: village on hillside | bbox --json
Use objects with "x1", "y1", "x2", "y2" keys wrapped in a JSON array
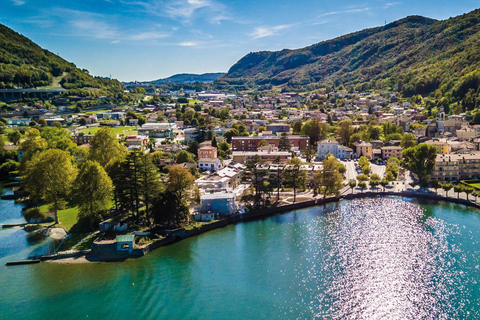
[{"x1": 1, "y1": 87, "x2": 480, "y2": 260}]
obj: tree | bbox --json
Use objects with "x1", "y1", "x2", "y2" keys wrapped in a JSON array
[
  {"x1": 370, "y1": 173, "x2": 381, "y2": 190},
  {"x1": 187, "y1": 140, "x2": 200, "y2": 157},
  {"x1": 176, "y1": 150, "x2": 196, "y2": 164},
  {"x1": 380, "y1": 178, "x2": 389, "y2": 192},
  {"x1": 337, "y1": 120, "x2": 353, "y2": 146},
  {"x1": 301, "y1": 119, "x2": 328, "y2": 160},
  {"x1": 242, "y1": 155, "x2": 268, "y2": 206},
  {"x1": 292, "y1": 121, "x2": 303, "y2": 134},
  {"x1": 400, "y1": 133, "x2": 417, "y2": 149},
  {"x1": 217, "y1": 141, "x2": 231, "y2": 159},
  {"x1": 223, "y1": 129, "x2": 239, "y2": 143},
  {"x1": 140, "y1": 153, "x2": 162, "y2": 216},
  {"x1": 278, "y1": 133, "x2": 291, "y2": 151},
  {"x1": 211, "y1": 136, "x2": 218, "y2": 148},
  {"x1": 89, "y1": 127, "x2": 125, "y2": 170},
  {"x1": 271, "y1": 156, "x2": 284, "y2": 201},
  {"x1": 357, "y1": 174, "x2": 369, "y2": 182},
  {"x1": 315, "y1": 153, "x2": 344, "y2": 198},
  {"x1": 258, "y1": 139, "x2": 270, "y2": 147},
  {"x1": 441, "y1": 182, "x2": 453, "y2": 197},
  {"x1": 38, "y1": 118, "x2": 47, "y2": 127},
  {"x1": 348, "y1": 179, "x2": 357, "y2": 194},
  {"x1": 167, "y1": 165, "x2": 195, "y2": 200},
  {"x1": 138, "y1": 116, "x2": 146, "y2": 126},
  {"x1": 8, "y1": 130, "x2": 21, "y2": 145},
  {"x1": 301, "y1": 119, "x2": 328, "y2": 147},
  {"x1": 401, "y1": 144, "x2": 437, "y2": 188},
  {"x1": 464, "y1": 185, "x2": 474, "y2": 201},
  {"x1": 52, "y1": 121, "x2": 62, "y2": 128},
  {"x1": 22, "y1": 149, "x2": 77, "y2": 224},
  {"x1": 73, "y1": 160, "x2": 113, "y2": 228},
  {"x1": 282, "y1": 157, "x2": 307, "y2": 202},
  {"x1": 358, "y1": 181, "x2": 367, "y2": 191},
  {"x1": 151, "y1": 190, "x2": 189, "y2": 228},
  {"x1": 19, "y1": 128, "x2": 48, "y2": 165},
  {"x1": 453, "y1": 185, "x2": 463, "y2": 199}
]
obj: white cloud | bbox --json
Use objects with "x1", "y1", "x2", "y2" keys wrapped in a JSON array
[
  {"x1": 121, "y1": 0, "x2": 229, "y2": 24},
  {"x1": 178, "y1": 41, "x2": 199, "y2": 46},
  {"x1": 128, "y1": 31, "x2": 170, "y2": 40},
  {"x1": 383, "y1": 2, "x2": 401, "y2": 9},
  {"x1": 249, "y1": 24, "x2": 293, "y2": 39},
  {"x1": 11, "y1": 0, "x2": 25, "y2": 5},
  {"x1": 318, "y1": 7, "x2": 370, "y2": 17}
]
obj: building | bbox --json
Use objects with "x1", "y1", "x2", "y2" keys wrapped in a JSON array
[
  {"x1": 266, "y1": 123, "x2": 290, "y2": 134},
  {"x1": 352, "y1": 140, "x2": 373, "y2": 159},
  {"x1": 317, "y1": 139, "x2": 352, "y2": 160},
  {"x1": 198, "y1": 158, "x2": 222, "y2": 172},
  {"x1": 138, "y1": 122, "x2": 177, "y2": 138},
  {"x1": 232, "y1": 135, "x2": 309, "y2": 152},
  {"x1": 381, "y1": 146, "x2": 403, "y2": 160},
  {"x1": 232, "y1": 148, "x2": 291, "y2": 163},
  {"x1": 198, "y1": 145, "x2": 217, "y2": 159},
  {"x1": 197, "y1": 145, "x2": 222, "y2": 172},
  {"x1": 431, "y1": 152, "x2": 480, "y2": 182},
  {"x1": 194, "y1": 166, "x2": 242, "y2": 193},
  {"x1": 71, "y1": 132, "x2": 94, "y2": 145},
  {"x1": 115, "y1": 234, "x2": 135, "y2": 254},
  {"x1": 199, "y1": 193, "x2": 236, "y2": 217},
  {"x1": 184, "y1": 128, "x2": 197, "y2": 142},
  {"x1": 125, "y1": 135, "x2": 148, "y2": 149},
  {"x1": 425, "y1": 139, "x2": 451, "y2": 154}
]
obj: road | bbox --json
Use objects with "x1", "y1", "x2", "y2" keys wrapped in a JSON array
[
  {"x1": 370, "y1": 163, "x2": 386, "y2": 178},
  {"x1": 341, "y1": 160, "x2": 357, "y2": 181}
]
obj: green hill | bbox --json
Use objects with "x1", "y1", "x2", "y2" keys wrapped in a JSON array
[
  {"x1": 0, "y1": 23, "x2": 122, "y2": 92},
  {"x1": 219, "y1": 9, "x2": 480, "y2": 102},
  {"x1": 150, "y1": 73, "x2": 225, "y2": 85}
]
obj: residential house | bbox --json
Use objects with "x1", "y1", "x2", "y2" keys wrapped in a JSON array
[
  {"x1": 431, "y1": 152, "x2": 480, "y2": 182},
  {"x1": 353, "y1": 140, "x2": 373, "y2": 159}
]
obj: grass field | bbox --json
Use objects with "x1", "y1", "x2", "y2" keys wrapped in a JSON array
[
  {"x1": 78, "y1": 126, "x2": 137, "y2": 136},
  {"x1": 39, "y1": 204, "x2": 79, "y2": 231},
  {"x1": 461, "y1": 180, "x2": 480, "y2": 190}
]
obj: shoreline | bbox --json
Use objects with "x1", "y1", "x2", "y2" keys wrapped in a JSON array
[{"x1": 43, "y1": 190, "x2": 480, "y2": 264}]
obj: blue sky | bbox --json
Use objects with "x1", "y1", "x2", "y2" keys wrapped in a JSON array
[{"x1": 1, "y1": 0, "x2": 479, "y2": 81}]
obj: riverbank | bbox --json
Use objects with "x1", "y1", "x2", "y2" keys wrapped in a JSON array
[{"x1": 39, "y1": 189, "x2": 480, "y2": 264}]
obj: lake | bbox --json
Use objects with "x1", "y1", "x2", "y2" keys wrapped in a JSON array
[{"x1": 1, "y1": 196, "x2": 480, "y2": 319}]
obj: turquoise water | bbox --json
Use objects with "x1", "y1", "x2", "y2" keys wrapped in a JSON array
[{"x1": 1, "y1": 197, "x2": 480, "y2": 319}]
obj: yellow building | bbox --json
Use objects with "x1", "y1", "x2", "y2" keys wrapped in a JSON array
[
  {"x1": 425, "y1": 139, "x2": 451, "y2": 154},
  {"x1": 353, "y1": 141, "x2": 373, "y2": 159},
  {"x1": 431, "y1": 152, "x2": 480, "y2": 182}
]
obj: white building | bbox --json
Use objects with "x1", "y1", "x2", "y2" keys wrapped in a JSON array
[
  {"x1": 198, "y1": 158, "x2": 222, "y2": 172},
  {"x1": 317, "y1": 139, "x2": 352, "y2": 160}
]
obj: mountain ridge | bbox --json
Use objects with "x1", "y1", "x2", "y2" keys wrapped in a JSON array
[{"x1": 218, "y1": 9, "x2": 480, "y2": 99}]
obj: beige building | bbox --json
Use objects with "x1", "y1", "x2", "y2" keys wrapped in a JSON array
[
  {"x1": 353, "y1": 140, "x2": 373, "y2": 159},
  {"x1": 381, "y1": 146, "x2": 403, "y2": 160},
  {"x1": 431, "y1": 152, "x2": 480, "y2": 182},
  {"x1": 198, "y1": 146, "x2": 217, "y2": 160}
]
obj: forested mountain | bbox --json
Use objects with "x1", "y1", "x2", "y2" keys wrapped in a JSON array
[
  {"x1": 0, "y1": 23, "x2": 123, "y2": 92},
  {"x1": 150, "y1": 73, "x2": 225, "y2": 85},
  {"x1": 219, "y1": 8, "x2": 480, "y2": 102}
]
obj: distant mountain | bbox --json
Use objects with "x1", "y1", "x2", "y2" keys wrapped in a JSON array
[
  {"x1": 219, "y1": 9, "x2": 480, "y2": 99},
  {"x1": 149, "y1": 73, "x2": 226, "y2": 85},
  {"x1": 0, "y1": 23, "x2": 123, "y2": 91}
]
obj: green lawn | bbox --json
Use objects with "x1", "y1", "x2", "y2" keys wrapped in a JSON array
[
  {"x1": 462, "y1": 180, "x2": 480, "y2": 190},
  {"x1": 39, "y1": 204, "x2": 79, "y2": 231},
  {"x1": 78, "y1": 126, "x2": 137, "y2": 136}
]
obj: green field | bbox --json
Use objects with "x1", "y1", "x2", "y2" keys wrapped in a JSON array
[
  {"x1": 78, "y1": 126, "x2": 137, "y2": 136},
  {"x1": 461, "y1": 180, "x2": 480, "y2": 190}
]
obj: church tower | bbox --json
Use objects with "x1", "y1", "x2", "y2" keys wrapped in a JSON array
[{"x1": 437, "y1": 106, "x2": 445, "y2": 133}]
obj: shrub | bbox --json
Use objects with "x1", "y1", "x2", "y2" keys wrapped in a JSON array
[{"x1": 24, "y1": 207, "x2": 48, "y2": 223}]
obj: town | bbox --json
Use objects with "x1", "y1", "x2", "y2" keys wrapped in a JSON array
[{"x1": 1, "y1": 86, "x2": 480, "y2": 261}]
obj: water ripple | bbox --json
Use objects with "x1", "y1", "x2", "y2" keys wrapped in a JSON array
[{"x1": 292, "y1": 198, "x2": 468, "y2": 320}]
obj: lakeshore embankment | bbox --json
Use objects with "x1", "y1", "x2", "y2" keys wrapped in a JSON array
[{"x1": 39, "y1": 190, "x2": 480, "y2": 264}]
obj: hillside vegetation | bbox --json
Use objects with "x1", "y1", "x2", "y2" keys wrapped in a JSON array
[
  {"x1": 219, "y1": 9, "x2": 480, "y2": 105},
  {"x1": 0, "y1": 23, "x2": 123, "y2": 92}
]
